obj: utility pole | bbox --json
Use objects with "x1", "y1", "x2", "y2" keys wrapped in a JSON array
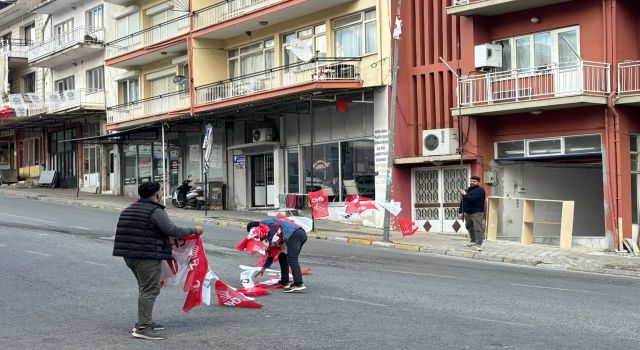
[{"x1": 382, "y1": 0, "x2": 402, "y2": 242}]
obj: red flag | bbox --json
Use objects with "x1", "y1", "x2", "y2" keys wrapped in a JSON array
[
  {"x1": 308, "y1": 189, "x2": 329, "y2": 218},
  {"x1": 236, "y1": 286, "x2": 270, "y2": 297},
  {"x1": 345, "y1": 195, "x2": 377, "y2": 215},
  {"x1": 215, "y1": 280, "x2": 263, "y2": 308},
  {"x1": 398, "y1": 220, "x2": 419, "y2": 237},
  {"x1": 336, "y1": 99, "x2": 350, "y2": 112},
  {"x1": 182, "y1": 237, "x2": 208, "y2": 312},
  {"x1": 0, "y1": 107, "x2": 10, "y2": 119}
]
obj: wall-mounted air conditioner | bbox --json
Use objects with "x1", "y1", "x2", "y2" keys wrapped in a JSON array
[
  {"x1": 474, "y1": 43, "x2": 502, "y2": 69},
  {"x1": 422, "y1": 128, "x2": 459, "y2": 157},
  {"x1": 252, "y1": 128, "x2": 273, "y2": 142}
]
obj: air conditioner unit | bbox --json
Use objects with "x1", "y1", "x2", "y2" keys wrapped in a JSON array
[
  {"x1": 252, "y1": 128, "x2": 273, "y2": 142},
  {"x1": 474, "y1": 43, "x2": 502, "y2": 69},
  {"x1": 422, "y1": 128, "x2": 459, "y2": 157}
]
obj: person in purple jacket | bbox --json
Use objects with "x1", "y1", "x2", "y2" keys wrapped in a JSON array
[{"x1": 247, "y1": 218, "x2": 308, "y2": 293}]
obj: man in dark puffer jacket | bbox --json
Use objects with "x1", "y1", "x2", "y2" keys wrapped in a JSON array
[{"x1": 113, "y1": 181, "x2": 203, "y2": 340}]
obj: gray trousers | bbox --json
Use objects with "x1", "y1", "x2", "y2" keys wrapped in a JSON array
[
  {"x1": 124, "y1": 258, "x2": 162, "y2": 328},
  {"x1": 464, "y1": 212, "x2": 485, "y2": 245}
]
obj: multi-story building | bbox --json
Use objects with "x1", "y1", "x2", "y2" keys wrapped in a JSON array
[
  {"x1": 103, "y1": 0, "x2": 392, "y2": 218},
  {"x1": 393, "y1": 0, "x2": 639, "y2": 249}
]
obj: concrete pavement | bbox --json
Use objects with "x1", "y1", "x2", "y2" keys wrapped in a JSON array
[{"x1": 1, "y1": 185, "x2": 639, "y2": 278}]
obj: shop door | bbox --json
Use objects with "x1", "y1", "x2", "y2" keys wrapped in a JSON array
[
  {"x1": 50, "y1": 129, "x2": 77, "y2": 188},
  {"x1": 413, "y1": 166, "x2": 469, "y2": 234},
  {"x1": 251, "y1": 154, "x2": 274, "y2": 207}
]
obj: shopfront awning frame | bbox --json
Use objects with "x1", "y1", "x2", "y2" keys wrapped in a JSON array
[{"x1": 60, "y1": 124, "x2": 161, "y2": 144}]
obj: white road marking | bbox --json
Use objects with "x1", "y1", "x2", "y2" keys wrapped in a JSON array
[
  {"x1": 26, "y1": 250, "x2": 51, "y2": 257},
  {"x1": 318, "y1": 296, "x2": 388, "y2": 307},
  {"x1": 71, "y1": 226, "x2": 90, "y2": 231},
  {"x1": 375, "y1": 268, "x2": 463, "y2": 280},
  {"x1": 509, "y1": 283, "x2": 613, "y2": 296},
  {"x1": 0, "y1": 244, "x2": 5, "y2": 247},
  {"x1": 0, "y1": 212, "x2": 56, "y2": 224},
  {"x1": 38, "y1": 233, "x2": 49, "y2": 236},
  {"x1": 82, "y1": 261, "x2": 110, "y2": 267},
  {"x1": 460, "y1": 315, "x2": 531, "y2": 327}
]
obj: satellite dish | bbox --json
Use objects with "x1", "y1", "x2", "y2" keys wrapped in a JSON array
[
  {"x1": 173, "y1": 75, "x2": 187, "y2": 85},
  {"x1": 289, "y1": 38, "x2": 313, "y2": 62}
]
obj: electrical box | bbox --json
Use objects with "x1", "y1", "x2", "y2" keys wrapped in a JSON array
[
  {"x1": 474, "y1": 44, "x2": 502, "y2": 69},
  {"x1": 484, "y1": 170, "x2": 498, "y2": 186}
]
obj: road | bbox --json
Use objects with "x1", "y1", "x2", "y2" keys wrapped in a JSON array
[{"x1": 0, "y1": 197, "x2": 639, "y2": 349}]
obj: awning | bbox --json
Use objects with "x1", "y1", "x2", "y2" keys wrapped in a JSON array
[{"x1": 60, "y1": 124, "x2": 161, "y2": 144}]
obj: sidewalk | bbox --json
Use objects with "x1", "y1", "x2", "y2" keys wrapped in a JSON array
[{"x1": 2, "y1": 185, "x2": 639, "y2": 278}]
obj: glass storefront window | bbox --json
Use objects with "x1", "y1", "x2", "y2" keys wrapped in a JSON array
[
  {"x1": 287, "y1": 149, "x2": 299, "y2": 193},
  {"x1": 153, "y1": 141, "x2": 164, "y2": 182},
  {"x1": 341, "y1": 140, "x2": 375, "y2": 199},
  {"x1": 186, "y1": 135, "x2": 202, "y2": 181},
  {"x1": 303, "y1": 143, "x2": 340, "y2": 201},
  {"x1": 124, "y1": 145, "x2": 136, "y2": 185},
  {"x1": 138, "y1": 144, "x2": 152, "y2": 183}
]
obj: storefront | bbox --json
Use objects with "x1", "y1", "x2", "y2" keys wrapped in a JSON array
[{"x1": 0, "y1": 130, "x2": 17, "y2": 183}]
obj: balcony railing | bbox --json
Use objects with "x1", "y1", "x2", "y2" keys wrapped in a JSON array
[
  {"x1": 0, "y1": 39, "x2": 33, "y2": 59},
  {"x1": 193, "y1": 0, "x2": 286, "y2": 30},
  {"x1": 106, "y1": 15, "x2": 189, "y2": 59},
  {"x1": 28, "y1": 27, "x2": 104, "y2": 62},
  {"x1": 618, "y1": 61, "x2": 640, "y2": 95},
  {"x1": 107, "y1": 90, "x2": 190, "y2": 124},
  {"x1": 457, "y1": 61, "x2": 610, "y2": 107},
  {"x1": 47, "y1": 88, "x2": 105, "y2": 112},
  {"x1": 195, "y1": 57, "x2": 361, "y2": 105}
]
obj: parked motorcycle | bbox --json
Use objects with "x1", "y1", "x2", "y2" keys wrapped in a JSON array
[{"x1": 172, "y1": 176, "x2": 206, "y2": 210}]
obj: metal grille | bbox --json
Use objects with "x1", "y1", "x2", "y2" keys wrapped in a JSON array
[
  {"x1": 415, "y1": 208, "x2": 439, "y2": 220},
  {"x1": 415, "y1": 169, "x2": 439, "y2": 204},
  {"x1": 443, "y1": 207, "x2": 459, "y2": 220},
  {"x1": 442, "y1": 168, "x2": 468, "y2": 203}
]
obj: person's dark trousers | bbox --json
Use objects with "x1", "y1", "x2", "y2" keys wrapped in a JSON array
[
  {"x1": 286, "y1": 228, "x2": 308, "y2": 286},
  {"x1": 464, "y1": 212, "x2": 485, "y2": 245},
  {"x1": 124, "y1": 258, "x2": 162, "y2": 328},
  {"x1": 278, "y1": 252, "x2": 289, "y2": 284}
]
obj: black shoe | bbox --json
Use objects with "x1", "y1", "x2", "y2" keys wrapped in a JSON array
[
  {"x1": 277, "y1": 280, "x2": 290, "y2": 287},
  {"x1": 132, "y1": 322, "x2": 165, "y2": 332},
  {"x1": 132, "y1": 327, "x2": 165, "y2": 340},
  {"x1": 283, "y1": 284, "x2": 306, "y2": 293}
]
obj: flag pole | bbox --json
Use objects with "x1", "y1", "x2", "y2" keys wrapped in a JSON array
[{"x1": 382, "y1": 0, "x2": 402, "y2": 242}]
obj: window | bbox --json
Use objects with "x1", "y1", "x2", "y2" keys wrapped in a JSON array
[
  {"x1": 83, "y1": 123, "x2": 101, "y2": 174},
  {"x1": 495, "y1": 134, "x2": 601, "y2": 159},
  {"x1": 227, "y1": 39, "x2": 274, "y2": 78},
  {"x1": 86, "y1": 6, "x2": 104, "y2": 30},
  {"x1": 54, "y1": 19, "x2": 73, "y2": 45},
  {"x1": 118, "y1": 78, "x2": 139, "y2": 104},
  {"x1": 116, "y1": 13, "x2": 139, "y2": 39},
  {"x1": 23, "y1": 72, "x2": 35, "y2": 93},
  {"x1": 283, "y1": 24, "x2": 326, "y2": 66},
  {"x1": 55, "y1": 76, "x2": 74, "y2": 93},
  {"x1": 287, "y1": 149, "x2": 299, "y2": 193},
  {"x1": 333, "y1": 9, "x2": 377, "y2": 57},
  {"x1": 86, "y1": 66, "x2": 104, "y2": 92},
  {"x1": 124, "y1": 145, "x2": 137, "y2": 184},
  {"x1": 23, "y1": 23, "x2": 35, "y2": 44},
  {"x1": 632, "y1": 135, "x2": 640, "y2": 224},
  {"x1": 494, "y1": 26, "x2": 578, "y2": 71}
]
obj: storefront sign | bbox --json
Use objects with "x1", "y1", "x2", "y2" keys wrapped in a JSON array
[
  {"x1": 233, "y1": 155, "x2": 246, "y2": 168},
  {"x1": 313, "y1": 160, "x2": 331, "y2": 170},
  {"x1": 171, "y1": 160, "x2": 179, "y2": 175}
]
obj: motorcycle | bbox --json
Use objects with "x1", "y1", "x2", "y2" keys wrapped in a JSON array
[{"x1": 172, "y1": 177, "x2": 206, "y2": 210}]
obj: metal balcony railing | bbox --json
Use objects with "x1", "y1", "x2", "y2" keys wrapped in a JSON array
[
  {"x1": 107, "y1": 90, "x2": 190, "y2": 124},
  {"x1": 456, "y1": 61, "x2": 610, "y2": 107},
  {"x1": 195, "y1": 57, "x2": 361, "y2": 105},
  {"x1": 47, "y1": 88, "x2": 105, "y2": 112},
  {"x1": 105, "y1": 15, "x2": 189, "y2": 59},
  {"x1": 0, "y1": 39, "x2": 33, "y2": 58},
  {"x1": 193, "y1": 0, "x2": 286, "y2": 30},
  {"x1": 618, "y1": 61, "x2": 640, "y2": 95},
  {"x1": 28, "y1": 27, "x2": 104, "y2": 62}
]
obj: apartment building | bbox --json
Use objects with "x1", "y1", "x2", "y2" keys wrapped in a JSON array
[
  {"x1": 392, "y1": 0, "x2": 640, "y2": 249},
  {"x1": 0, "y1": 0, "x2": 108, "y2": 190},
  {"x1": 102, "y1": 0, "x2": 392, "y2": 219}
]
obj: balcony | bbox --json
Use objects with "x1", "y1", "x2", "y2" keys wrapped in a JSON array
[
  {"x1": 107, "y1": 90, "x2": 190, "y2": 126},
  {"x1": 454, "y1": 61, "x2": 610, "y2": 116},
  {"x1": 0, "y1": 0, "x2": 39, "y2": 28},
  {"x1": 617, "y1": 61, "x2": 640, "y2": 106},
  {"x1": 28, "y1": 27, "x2": 104, "y2": 68},
  {"x1": 195, "y1": 57, "x2": 361, "y2": 107},
  {"x1": 192, "y1": 0, "x2": 354, "y2": 40},
  {"x1": 446, "y1": 0, "x2": 572, "y2": 16},
  {"x1": 46, "y1": 89, "x2": 106, "y2": 113},
  {"x1": 105, "y1": 15, "x2": 189, "y2": 66},
  {"x1": 0, "y1": 39, "x2": 32, "y2": 69}
]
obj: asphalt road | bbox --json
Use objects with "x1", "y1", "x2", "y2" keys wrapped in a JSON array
[{"x1": 1, "y1": 197, "x2": 639, "y2": 350}]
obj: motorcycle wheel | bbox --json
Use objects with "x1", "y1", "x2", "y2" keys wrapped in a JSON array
[
  {"x1": 195, "y1": 202, "x2": 202, "y2": 210},
  {"x1": 172, "y1": 199, "x2": 186, "y2": 208}
]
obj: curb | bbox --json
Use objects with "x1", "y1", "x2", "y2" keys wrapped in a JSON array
[{"x1": 4, "y1": 190, "x2": 640, "y2": 278}]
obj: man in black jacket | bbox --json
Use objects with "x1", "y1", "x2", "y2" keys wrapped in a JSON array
[
  {"x1": 113, "y1": 181, "x2": 203, "y2": 340},
  {"x1": 459, "y1": 176, "x2": 486, "y2": 251}
]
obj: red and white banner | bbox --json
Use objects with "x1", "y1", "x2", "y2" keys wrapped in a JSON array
[
  {"x1": 183, "y1": 237, "x2": 209, "y2": 312},
  {"x1": 398, "y1": 220, "x2": 419, "y2": 237},
  {"x1": 308, "y1": 189, "x2": 329, "y2": 218},
  {"x1": 344, "y1": 195, "x2": 377, "y2": 218},
  {"x1": 215, "y1": 280, "x2": 263, "y2": 308}
]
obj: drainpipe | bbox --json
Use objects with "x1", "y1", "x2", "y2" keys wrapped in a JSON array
[{"x1": 605, "y1": 0, "x2": 623, "y2": 250}]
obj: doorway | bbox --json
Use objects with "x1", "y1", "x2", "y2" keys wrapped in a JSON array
[
  {"x1": 251, "y1": 153, "x2": 274, "y2": 207},
  {"x1": 412, "y1": 166, "x2": 469, "y2": 233}
]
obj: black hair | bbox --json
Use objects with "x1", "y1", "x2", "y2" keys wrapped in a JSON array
[
  {"x1": 138, "y1": 181, "x2": 161, "y2": 199},
  {"x1": 470, "y1": 175, "x2": 481, "y2": 181},
  {"x1": 246, "y1": 221, "x2": 260, "y2": 232}
]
